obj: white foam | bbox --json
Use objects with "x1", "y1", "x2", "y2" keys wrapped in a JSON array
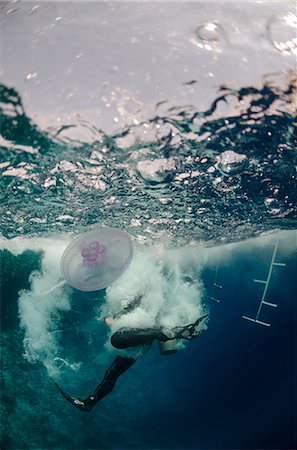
[
  {"x1": 103, "y1": 243, "x2": 208, "y2": 334},
  {"x1": 0, "y1": 233, "x2": 70, "y2": 256},
  {"x1": 17, "y1": 238, "x2": 74, "y2": 377},
  {"x1": 0, "y1": 234, "x2": 76, "y2": 377},
  {"x1": 2, "y1": 234, "x2": 209, "y2": 375}
]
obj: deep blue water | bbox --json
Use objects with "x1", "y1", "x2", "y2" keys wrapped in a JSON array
[{"x1": 1, "y1": 233, "x2": 296, "y2": 449}]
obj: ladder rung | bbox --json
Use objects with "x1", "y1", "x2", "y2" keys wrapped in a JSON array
[
  {"x1": 262, "y1": 301, "x2": 277, "y2": 308},
  {"x1": 208, "y1": 296, "x2": 220, "y2": 303},
  {"x1": 242, "y1": 316, "x2": 271, "y2": 327},
  {"x1": 273, "y1": 262, "x2": 286, "y2": 267},
  {"x1": 254, "y1": 279, "x2": 267, "y2": 284},
  {"x1": 242, "y1": 315, "x2": 256, "y2": 322},
  {"x1": 255, "y1": 319, "x2": 271, "y2": 327}
]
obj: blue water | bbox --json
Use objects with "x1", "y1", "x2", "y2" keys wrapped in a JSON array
[
  {"x1": 1, "y1": 233, "x2": 296, "y2": 449},
  {"x1": 1, "y1": 2, "x2": 297, "y2": 449}
]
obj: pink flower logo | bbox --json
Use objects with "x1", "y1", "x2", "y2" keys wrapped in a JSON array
[{"x1": 81, "y1": 241, "x2": 106, "y2": 267}]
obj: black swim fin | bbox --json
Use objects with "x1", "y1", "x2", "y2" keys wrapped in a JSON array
[
  {"x1": 55, "y1": 383, "x2": 92, "y2": 412},
  {"x1": 172, "y1": 314, "x2": 209, "y2": 340}
]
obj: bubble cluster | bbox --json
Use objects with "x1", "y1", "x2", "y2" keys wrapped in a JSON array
[
  {"x1": 216, "y1": 150, "x2": 248, "y2": 176},
  {"x1": 266, "y1": 13, "x2": 297, "y2": 55},
  {"x1": 81, "y1": 241, "x2": 106, "y2": 267}
]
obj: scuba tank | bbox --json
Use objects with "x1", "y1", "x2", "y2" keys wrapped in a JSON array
[{"x1": 159, "y1": 339, "x2": 179, "y2": 355}]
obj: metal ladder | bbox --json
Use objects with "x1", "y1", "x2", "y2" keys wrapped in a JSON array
[
  {"x1": 207, "y1": 252, "x2": 223, "y2": 303},
  {"x1": 242, "y1": 239, "x2": 286, "y2": 327}
]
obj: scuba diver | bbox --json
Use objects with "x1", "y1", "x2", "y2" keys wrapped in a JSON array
[{"x1": 55, "y1": 294, "x2": 208, "y2": 412}]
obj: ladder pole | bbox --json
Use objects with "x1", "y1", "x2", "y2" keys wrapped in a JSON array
[
  {"x1": 210, "y1": 253, "x2": 221, "y2": 302},
  {"x1": 255, "y1": 240, "x2": 279, "y2": 320}
]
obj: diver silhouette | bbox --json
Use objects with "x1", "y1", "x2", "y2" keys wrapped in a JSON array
[{"x1": 55, "y1": 295, "x2": 208, "y2": 412}]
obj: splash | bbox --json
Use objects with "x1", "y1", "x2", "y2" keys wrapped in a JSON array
[
  {"x1": 17, "y1": 243, "x2": 73, "y2": 377},
  {"x1": 102, "y1": 244, "x2": 207, "y2": 336},
  {"x1": 1, "y1": 236, "x2": 76, "y2": 378},
  {"x1": 1, "y1": 233, "x2": 207, "y2": 377}
]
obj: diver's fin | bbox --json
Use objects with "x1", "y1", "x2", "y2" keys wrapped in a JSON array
[
  {"x1": 193, "y1": 314, "x2": 209, "y2": 327},
  {"x1": 54, "y1": 383, "x2": 92, "y2": 412},
  {"x1": 173, "y1": 314, "x2": 209, "y2": 340}
]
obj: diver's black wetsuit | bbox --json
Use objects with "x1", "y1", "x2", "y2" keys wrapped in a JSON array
[
  {"x1": 110, "y1": 313, "x2": 208, "y2": 349},
  {"x1": 55, "y1": 295, "x2": 208, "y2": 412},
  {"x1": 55, "y1": 355, "x2": 136, "y2": 412},
  {"x1": 111, "y1": 328, "x2": 168, "y2": 349}
]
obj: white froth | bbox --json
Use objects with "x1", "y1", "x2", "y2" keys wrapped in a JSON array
[
  {"x1": 104, "y1": 244, "x2": 208, "y2": 333},
  {"x1": 0, "y1": 235, "x2": 74, "y2": 377},
  {"x1": 1, "y1": 234, "x2": 209, "y2": 377}
]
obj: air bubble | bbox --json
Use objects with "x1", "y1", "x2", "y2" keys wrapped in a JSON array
[
  {"x1": 266, "y1": 13, "x2": 297, "y2": 55},
  {"x1": 216, "y1": 150, "x2": 248, "y2": 176},
  {"x1": 25, "y1": 72, "x2": 38, "y2": 81},
  {"x1": 192, "y1": 21, "x2": 226, "y2": 52},
  {"x1": 214, "y1": 177, "x2": 241, "y2": 192},
  {"x1": 159, "y1": 197, "x2": 173, "y2": 205},
  {"x1": 137, "y1": 157, "x2": 179, "y2": 185},
  {"x1": 196, "y1": 22, "x2": 221, "y2": 43}
]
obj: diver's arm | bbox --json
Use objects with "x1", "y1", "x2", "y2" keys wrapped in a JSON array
[{"x1": 106, "y1": 294, "x2": 143, "y2": 323}]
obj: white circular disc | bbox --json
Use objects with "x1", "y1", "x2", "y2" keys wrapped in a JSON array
[{"x1": 61, "y1": 228, "x2": 133, "y2": 291}]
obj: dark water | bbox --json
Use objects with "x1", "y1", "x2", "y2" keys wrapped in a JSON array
[{"x1": 0, "y1": 233, "x2": 296, "y2": 450}]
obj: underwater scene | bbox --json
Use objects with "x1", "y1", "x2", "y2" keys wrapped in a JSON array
[{"x1": 0, "y1": 1, "x2": 296, "y2": 449}]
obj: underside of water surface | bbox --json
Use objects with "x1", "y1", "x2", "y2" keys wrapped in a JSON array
[
  {"x1": 0, "y1": 3, "x2": 297, "y2": 245},
  {"x1": 1, "y1": 70, "x2": 296, "y2": 245}
]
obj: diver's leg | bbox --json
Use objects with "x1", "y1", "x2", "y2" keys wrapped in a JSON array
[
  {"x1": 55, "y1": 355, "x2": 136, "y2": 412},
  {"x1": 111, "y1": 328, "x2": 167, "y2": 349},
  {"x1": 87, "y1": 355, "x2": 136, "y2": 406},
  {"x1": 110, "y1": 315, "x2": 209, "y2": 350}
]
